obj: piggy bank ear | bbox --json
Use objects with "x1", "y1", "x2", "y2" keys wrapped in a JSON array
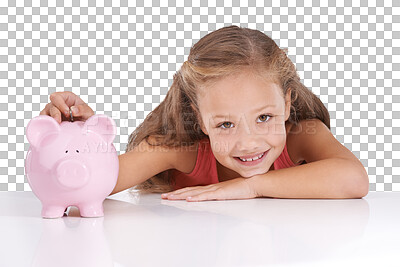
[
  {"x1": 82, "y1": 114, "x2": 117, "y2": 144},
  {"x1": 26, "y1": 115, "x2": 61, "y2": 148}
]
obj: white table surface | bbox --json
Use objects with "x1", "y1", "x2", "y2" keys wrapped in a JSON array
[{"x1": 1, "y1": 191, "x2": 399, "y2": 267}]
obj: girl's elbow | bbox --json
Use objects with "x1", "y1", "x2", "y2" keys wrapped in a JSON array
[{"x1": 349, "y1": 174, "x2": 370, "y2": 199}]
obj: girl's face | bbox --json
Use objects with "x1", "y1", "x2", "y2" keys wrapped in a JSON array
[{"x1": 196, "y1": 69, "x2": 292, "y2": 178}]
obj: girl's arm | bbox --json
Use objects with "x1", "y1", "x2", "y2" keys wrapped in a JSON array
[
  {"x1": 247, "y1": 119, "x2": 369, "y2": 199},
  {"x1": 109, "y1": 138, "x2": 182, "y2": 196}
]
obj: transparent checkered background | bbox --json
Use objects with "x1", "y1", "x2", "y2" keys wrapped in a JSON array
[{"x1": 0, "y1": 0, "x2": 399, "y2": 192}]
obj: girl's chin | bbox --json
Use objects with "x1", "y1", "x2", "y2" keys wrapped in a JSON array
[{"x1": 236, "y1": 168, "x2": 270, "y2": 178}]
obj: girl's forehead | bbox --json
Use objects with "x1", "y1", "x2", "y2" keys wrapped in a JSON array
[
  {"x1": 200, "y1": 68, "x2": 279, "y2": 91},
  {"x1": 199, "y1": 73, "x2": 282, "y2": 101},
  {"x1": 197, "y1": 80, "x2": 284, "y2": 117}
]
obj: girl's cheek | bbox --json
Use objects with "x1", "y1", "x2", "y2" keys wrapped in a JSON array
[{"x1": 211, "y1": 140, "x2": 232, "y2": 155}]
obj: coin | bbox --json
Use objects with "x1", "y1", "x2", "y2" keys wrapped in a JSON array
[{"x1": 69, "y1": 107, "x2": 74, "y2": 122}]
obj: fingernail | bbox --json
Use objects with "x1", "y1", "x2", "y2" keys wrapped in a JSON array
[{"x1": 71, "y1": 106, "x2": 78, "y2": 115}]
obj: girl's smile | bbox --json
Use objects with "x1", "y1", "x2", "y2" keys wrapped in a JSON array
[{"x1": 234, "y1": 149, "x2": 269, "y2": 166}]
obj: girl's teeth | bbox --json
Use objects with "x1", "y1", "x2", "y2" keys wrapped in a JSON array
[{"x1": 239, "y1": 152, "x2": 264, "y2": 162}]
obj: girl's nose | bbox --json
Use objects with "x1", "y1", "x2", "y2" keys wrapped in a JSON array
[{"x1": 234, "y1": 136, "x2": 261, "y2": 152}]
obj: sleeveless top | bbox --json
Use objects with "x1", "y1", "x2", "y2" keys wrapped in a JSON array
[{"x1": 170, "y1": 138, "x2": 301, "y2": 190}]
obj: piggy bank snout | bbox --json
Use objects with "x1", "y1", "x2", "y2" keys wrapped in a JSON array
[{"x1": 56, "y1": 159, "x2": 89, "y2": 189}]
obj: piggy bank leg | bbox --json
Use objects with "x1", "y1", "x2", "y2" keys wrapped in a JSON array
[
  {"x1": 79, "y1": 202, "x2": 104, "y2": 217},
  {"x1": 41, "y1": 204, "x2": 66, "y2": 219}
]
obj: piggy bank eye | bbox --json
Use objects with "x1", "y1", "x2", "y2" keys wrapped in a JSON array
[
  {"x1": 65, "y1": 150, "x2": 68, "y2": 153},
  {"x1": 76, "y1": 150, "x2": 79, "y2": 153}
]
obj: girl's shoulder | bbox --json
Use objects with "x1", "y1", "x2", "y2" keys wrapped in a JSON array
[
  {"x1": 286, "y1": 119, "x2": 334, "y2": 165},
  {"x1": 286, "y1": 121, "x2": 307, "y2": 165}
]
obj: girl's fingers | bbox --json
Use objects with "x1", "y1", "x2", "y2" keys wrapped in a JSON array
[
  {"x1": 168, "y1": 187, "x2": 195, "y2": 195},
  {"x1": 170, "y1": 184, "x2": 214, "y2": 195},
  {"x1": 39, "y1": 103, "x2": 51, "y2": 116},
  {"x1": 161, "y1": 185, "x2": 209, "y2": 198},
  {"x1": 39, "y1": 92, "x2": 95, "y2": 123},
  {"x1": 163, "y1": 187, "x2": 217, "y2": 200},
  {"x1": 49, "y1": 92, "x2": 72, "y2": 118},
  {"x1": 186, "y1": 191, "x2": 219, "y2": 202},
  {"x1": 49, "y1": 104, "x2": 62, "y2": 124},
  {"x1": 70, "y1": 104, "x2": 95, "y2": 121}
]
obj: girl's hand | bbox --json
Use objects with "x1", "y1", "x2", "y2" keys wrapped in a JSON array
[
  {"x1": 161, "y1": 177, "x2": 258, "y2": 202},
  {"x1": 40, "y1": 91, "x2": 95, "y2": 124}
]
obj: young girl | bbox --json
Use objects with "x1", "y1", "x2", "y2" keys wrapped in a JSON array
[{"x1": 40, "y1": 25, "x2": 369, "y2": 201}]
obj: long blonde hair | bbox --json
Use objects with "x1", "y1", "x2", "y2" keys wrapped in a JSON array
[{"x1": 126, "y1": 25, "x2": 330, "y2": 194}]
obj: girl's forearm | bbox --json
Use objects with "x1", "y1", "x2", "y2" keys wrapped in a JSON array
[
  {"x1": 246, "y1": 158, "x2": 369, "y2": 199},
  {"x1": 109, "y1": 140, "x2": 176, "y2": 196}
]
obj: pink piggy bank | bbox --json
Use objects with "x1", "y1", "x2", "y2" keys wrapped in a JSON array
[{"x1": 25, "y1": 114, "x2": 119, "y2": 218}]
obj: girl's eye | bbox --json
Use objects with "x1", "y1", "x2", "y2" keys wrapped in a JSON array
[
  {"x1": 258, "y1": 114, "x2": 271, "y2": 122},
  {"x1": 217, "y1": 114, "x2": 272, "y2": 129},
  {"x1": 219, "y1": 122, "x2": 233, "y2": 129}
]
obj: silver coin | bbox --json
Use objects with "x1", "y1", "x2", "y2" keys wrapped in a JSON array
[
  {"x1": 69, "y1": 107, "x2": 74, "y2": 122},
  {"x1": 63, "y1": 206, "x2": 71, "y2": 216}
]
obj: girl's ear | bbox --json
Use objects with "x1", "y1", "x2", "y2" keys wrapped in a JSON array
[
  {"x1": 284, "y1": 88, "x2": 292, "y2": 121},
  {"x1": 190, "y1": 103, "x2": 208, "y2": 135}
]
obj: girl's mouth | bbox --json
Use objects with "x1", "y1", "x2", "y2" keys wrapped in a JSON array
[{"x1": 234, "y1": 150, "x2": 269, "y2": 166}]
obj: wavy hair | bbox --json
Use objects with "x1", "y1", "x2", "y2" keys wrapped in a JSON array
[{"x1": 125, "y1": 25, "x2": 330, "y2": 194}]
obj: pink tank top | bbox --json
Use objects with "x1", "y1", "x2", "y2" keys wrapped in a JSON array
[{"x1": 170, "y1": 138, "x2": 301, "y2": 190}]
